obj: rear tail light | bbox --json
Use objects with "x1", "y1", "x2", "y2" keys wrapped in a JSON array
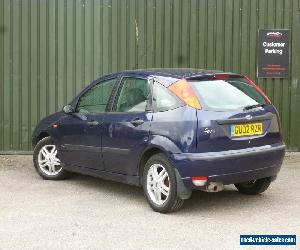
[
  {"x1": 168, "y1": 79, "x2": 201, "y2": 109},
  {"x1": 192, "y1": 176, "x2": 208, "y2": 186},
  {"x1": 244, "y1": 76, "x2": 272, "y2": 104}
]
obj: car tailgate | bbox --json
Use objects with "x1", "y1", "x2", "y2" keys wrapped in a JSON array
[{"x1": 196, "y1": 105, "x2": 282, "y2": 153}]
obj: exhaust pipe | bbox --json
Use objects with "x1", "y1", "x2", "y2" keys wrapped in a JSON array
[{"x1": 205, "y1": 182, "x2": 224, "y2": 192}]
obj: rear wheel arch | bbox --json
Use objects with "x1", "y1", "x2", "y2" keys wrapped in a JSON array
[
  {"x1": 138, "y1": 147, "x2": 169, "y2": 184},
  {"x1": 139, "y1": 146, "x2": 192, "y2": 200}
]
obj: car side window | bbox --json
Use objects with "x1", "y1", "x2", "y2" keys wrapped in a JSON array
[
  {"x1": 114, "y1": 78, "x2": 150, "y2": 112},
  {"x1": 76, "y1": 78, "x2": 117, "y2": 114},
  {"x1": 153, "y1": 81, "x2": 182, "y2": 112}
]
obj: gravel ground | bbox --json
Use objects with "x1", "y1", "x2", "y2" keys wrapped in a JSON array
[{"x1": 0, "y1": 153, "x2": 299, "y2": 250}]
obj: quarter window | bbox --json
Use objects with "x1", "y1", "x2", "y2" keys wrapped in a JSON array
[
  {"x1": 153, "y1": 82, "x2": 182, "y2": 112},
  {"x1": 76, "y1": 78, "x2": 117, "y2": 113},
  {"x1": 114, "y1": 78, "x2": 150, "y2": 112}
]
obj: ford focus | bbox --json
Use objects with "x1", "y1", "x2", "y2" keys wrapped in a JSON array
[{"x1": 32, "y1": 69, "x2": 285, "y2": 213}]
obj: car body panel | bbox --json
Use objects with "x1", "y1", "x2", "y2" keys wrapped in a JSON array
[
  {"x1": 58, "y1": 113, "x2": 105, "y2": 170},
  {"x1": 101, "y1": 112, "x2": 152, "y2": 175},
  {"x1": 32, "y1": 111, "x2": 63, "y2": 146},
  {"x1": 195, "y1": 105, "x2": 282, "y2": 153},
  {"x1": 62, "y1": 161, "x2": 140, "y2": 186},
  {"x1": 172, "y1": 142, "x2": 285, "y2": 187},
  {"x1": 150, "y1": 106, "x2": 198, "y2": 153}
]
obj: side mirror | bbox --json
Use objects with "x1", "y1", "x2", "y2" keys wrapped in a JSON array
[{"x1": 63, "y1": 105, "x2": 74, "y2": 114}]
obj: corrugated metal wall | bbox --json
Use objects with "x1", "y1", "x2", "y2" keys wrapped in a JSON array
[{"x1": 0, "y1": 0, "x2": 300, "y2": 152}]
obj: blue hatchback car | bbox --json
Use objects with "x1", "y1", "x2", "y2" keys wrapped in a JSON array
[{"x1": 32, "y1": 69, "x2": 285, "y2": 213}]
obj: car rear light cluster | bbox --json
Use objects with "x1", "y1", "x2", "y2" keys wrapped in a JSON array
[
  {"x1": 244, "y1": 75, "x2": 272, "y2": 104},
  {"x1": 168, "y1": 79, "x2": 201, "y2": 109}
]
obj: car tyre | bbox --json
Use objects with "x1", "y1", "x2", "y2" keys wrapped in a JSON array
[
  {"x1": 234, "y1": 177, "x2": 271, "y2": 195},
  {"x1": 33, "y1": 136, "x2": 69, "y2": 180},
  {"x1": 142, "y1": 153, "x2": 184, "y2": 213}
]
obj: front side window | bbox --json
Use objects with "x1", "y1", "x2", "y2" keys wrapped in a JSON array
[
  {"x1": 76, "y1": 78, "x2": 117, "y2": 113},
  {"x1": 114, "y1": 78, "x2": 150, "y2": 112}
]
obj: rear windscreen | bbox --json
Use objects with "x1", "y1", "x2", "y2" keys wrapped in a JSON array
[{"x1": 189, "y1": 78, "x2": 267, "y2": 110}]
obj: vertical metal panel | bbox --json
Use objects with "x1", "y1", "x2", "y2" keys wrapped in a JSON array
[{"x1": 0, "y1": 0, "x2": 299, "y2": 152}]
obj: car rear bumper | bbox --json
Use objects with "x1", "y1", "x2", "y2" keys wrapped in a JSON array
[{"x1": 171, "y1": 143, "x2": 285, "y2": 189}]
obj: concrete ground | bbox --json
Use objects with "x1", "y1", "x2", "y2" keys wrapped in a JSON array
[{"x1": 0, "y1": 153, "x2": 299, "y2": 250}]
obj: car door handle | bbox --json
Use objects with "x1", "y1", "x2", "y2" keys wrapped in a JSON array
[
  {"x1": 86, "y1": 120, "x2": 99, "y2": 127},
  {"x1": 130, "y1": 118, "x2": 144, "y2": 127}
]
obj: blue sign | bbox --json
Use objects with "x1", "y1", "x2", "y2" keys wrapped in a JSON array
[{"x1": 240, "y1": 235, "x2": 296, "y2": 245}]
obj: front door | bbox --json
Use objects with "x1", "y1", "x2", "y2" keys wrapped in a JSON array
[
  {"x1": 59, "y1": 77, "x2": 118, "y2": 170},
  {"x1": 102, "y1": 77, "x2": 153, "y2": 175}
]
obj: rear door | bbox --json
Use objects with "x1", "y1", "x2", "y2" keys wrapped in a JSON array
[
  {"x1": 189, "y1": 77, "x2": 282, "y2": 152},
  {"x1": 101, "y1": 77, "x2": 153, "y2": 175}
]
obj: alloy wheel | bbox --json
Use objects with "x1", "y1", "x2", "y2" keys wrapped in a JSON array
[
  {"x1": 37, "y1": 144, "x2": 62, "y2": 176},
  {"x1": 146, "y1": 163, "x2": 170, "y2": 206}
]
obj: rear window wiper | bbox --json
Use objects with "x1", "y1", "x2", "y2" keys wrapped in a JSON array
[{"x1": 243, "y1": 104, "x2": 265, "y2": 111}]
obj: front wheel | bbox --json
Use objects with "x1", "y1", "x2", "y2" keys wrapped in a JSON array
[
  {"x1": 33, "y1": 136, "x2": 69, "y2": 180},
  {"x1": 234, "y1": 177, "x2": 271, "y2": 195},
  {"x1": 142, "y1": 153, "x2": 184, "y2": 213}
]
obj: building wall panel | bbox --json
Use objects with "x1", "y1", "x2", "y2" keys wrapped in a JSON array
[{"x1": 0, "y1": 0, "x2": 299, "y2": 152}]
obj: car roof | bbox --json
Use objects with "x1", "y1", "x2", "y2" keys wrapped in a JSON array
[
  {"x1": 122, "y1": 68, "x2": 225, "y2": 78},
  {"x1": 97, "y1": 68, "x2": 240, "y2": 81}
]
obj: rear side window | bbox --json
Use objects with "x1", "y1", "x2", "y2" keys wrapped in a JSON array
[
  {"x1": 153, "y1": 82, "x2": 182, "y2": 112},
  {"x1": 76, "y1": 78, "x2": 117, "y2": 113},
  {"x1": 189, "y1": 78, "x2": 267, "y2": 110},
  {"x1": 114, "y1": 78, "x2": 150, "y2": 112}
]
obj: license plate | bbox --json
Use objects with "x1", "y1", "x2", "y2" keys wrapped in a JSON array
[{"x1": 231, "y1": 123, "x2": 263, "y2": 137}]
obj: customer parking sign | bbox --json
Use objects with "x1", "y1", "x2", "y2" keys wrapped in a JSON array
[{"x1": 257, "y1": 29, "x2": 290, "y2": 78}]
